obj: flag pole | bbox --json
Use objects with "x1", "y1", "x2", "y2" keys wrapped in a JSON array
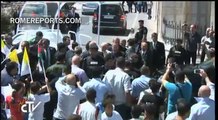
[
  {"x1": 25, "y1": 47, "x2": 33, "y2": 82},
  {"x1": 1, "y1": 57, "x2": 8, "y2": 64},
  {"x1": 57, "y1": 2, "x2": 60, "y2": 49},
  {"x1": 41, "y1": 59, "x2": 47, "y2": 79},
  {"x1": 1, "y1": 47, "x2": 15, "y2": 64},
  {"x1": 28, "y1": 59, "x2": 33, "y2": 82}
]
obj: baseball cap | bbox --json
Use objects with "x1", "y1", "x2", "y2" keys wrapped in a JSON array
[{"x1": 138, "y1": 20, "x2": 144, "y2": 23}]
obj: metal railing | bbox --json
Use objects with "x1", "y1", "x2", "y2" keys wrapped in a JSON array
[{"x1": 161, "y1": 17, "x2": 213, "y2": 46}]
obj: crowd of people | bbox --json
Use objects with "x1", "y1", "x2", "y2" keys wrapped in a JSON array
[
  {"x1": 122, "y1": 1, "x2": 153, "y2": 19},
  {"x1": 1, "y1": 18, "x2": 215, "y2": 120}
]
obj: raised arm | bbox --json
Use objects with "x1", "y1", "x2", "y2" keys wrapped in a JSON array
[
  {"x1": 161, "y1": 63, "x2": 173, "y2": 85},
  {"x1": 199, "y1": 69, "x2": 213, "y2": 86},
  {"x1": 45, "y1": 77, "x2": 52, "y2": 93}
]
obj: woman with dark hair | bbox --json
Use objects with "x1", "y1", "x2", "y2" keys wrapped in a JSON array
[
  {"x1": 6, "y1": 81, "x2": 26, "y2": 120},
  {"x1": 1, "y1": 61, "x2": 19, "y2": 86}
]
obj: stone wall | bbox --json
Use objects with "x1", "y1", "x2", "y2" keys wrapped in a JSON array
[
  {"x1": 210, "y1": 1, "x2": 215, "y2": 30},
  {"x1": 157, "y1": 1, "x2": 213, "y2": 41}
]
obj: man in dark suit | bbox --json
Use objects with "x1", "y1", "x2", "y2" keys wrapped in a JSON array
[
  {"x1": 29, "y1": 31, "x2": 43, "y2": 58},
  {"x1": 17, "y1": 41, "x2": 38, "y2": 72},
  {"x1": 137, "y1": 41, "x2": 153, "y2": 69},
  {"x1": 40, "y1": 39, "x2": 56, "y2": 70},
  {"x1": 149, "y1": 33, "x2": 165, "y2": 73},
  {"x1": 67, "y1": 6, "x2": 80, "y2": 42}
]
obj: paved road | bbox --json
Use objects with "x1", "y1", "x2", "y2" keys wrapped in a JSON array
[{"x1": 74, "y1": 2, "x2": 152, "y2": 47}]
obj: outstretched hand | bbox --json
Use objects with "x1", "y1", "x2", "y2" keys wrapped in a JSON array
[{"x1": 199, "y1": 69, "x2": 207, "y2": 79}]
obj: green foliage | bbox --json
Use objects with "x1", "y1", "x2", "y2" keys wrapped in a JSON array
[{"x1": 1, "y1": 12, "x2": 15, "y2": 34}]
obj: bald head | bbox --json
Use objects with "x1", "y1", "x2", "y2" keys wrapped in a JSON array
[
  {"x1": 65, "y1": 73, "x2": 76, "y2": 86},
  {"x1": 72, "y1": 55, "x2": 81, "y2": 66},
  {"x1": 198, "y1": 85, "x2": 211, "y2": 98},
  {"x1": 190, "y1": 24, "x2": 197, "y2": 33}
]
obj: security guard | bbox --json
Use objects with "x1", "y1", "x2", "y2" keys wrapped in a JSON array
[
  {"x1": 167, "y1": 38, "x2": 187, "y2": 65},
  {"x1": 135, "y1": 20, "x2": 149, "y2": 53},
  {"x1": 81, "y1": 42, "x2": 105, "y2": 79},
  {"x1": 135, "y1": 20, "x2": 148, "y2": 43}
]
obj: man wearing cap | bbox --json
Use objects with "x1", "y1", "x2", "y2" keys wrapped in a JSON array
[
  {"x1": 135, "y1": 20, "x2": 148, "y2": 52},
  {"x1": 135, "y1": 20, "x2": 148, "y2": 42},
  {"x1": 67, "y1": 5, "x2": 80, "y2": 42}
]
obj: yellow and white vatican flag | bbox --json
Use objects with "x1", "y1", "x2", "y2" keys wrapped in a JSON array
[
  {"x1": 8, "y1": 49, "x2": 20, "y2": 74},
  {"x1": 1, "y1": 39, "x2": 10, "y2": 55},
  {"x1": 21, "y1": 47, "x2": 33, "y2": 81}
]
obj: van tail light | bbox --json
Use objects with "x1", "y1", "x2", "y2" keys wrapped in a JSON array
[
  {"x1": 93, "y1": 13, "x2": 98, "y2": 21},
  {"x1": 120, "y1": 15, "x2": 125, "y2": 21}
]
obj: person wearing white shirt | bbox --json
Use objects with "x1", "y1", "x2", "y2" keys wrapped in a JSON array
[
  {"x1": 53, "y1": 74, "x2": 86, "y2": 120},
  {"x1": 71, "y1": 55, "x2": 89, "y2": 86},
  {"x1": 101, "y1": 99, "x2": 123, "y2": 120},
  {"x1": 28, "y1": 77, "x2": 52, "y2": 120},
  {"x1": 200, "y1": 28, "x2": 211, "y2": 62},
  {"x1": 147, "y1": 1, "x2": 153, "y2": 19},
  {"x1": 82, "y1": 68, "x2": 111, "y2": 104},
  {"x1": 199, "y1": 69, "x2": 215, "y2": 101},
  {"x1": 75, "y1": 89, "x2": 100, "y2": 120},
  {"x1": 188, "y1": 85, "x2": 215, "y2": 120},
  {"x1": 103, "y1": 57, "x2": 132, "y2": 120}
]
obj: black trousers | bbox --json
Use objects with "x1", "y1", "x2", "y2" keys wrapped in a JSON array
[
  {"x1": 200, "y1": 48, "x2": 206, "y2": 63},
  {"x1": 186, "y1": 51, "x2": 197, "y2": 65},
  {"x1": 127, "y1": 3, "x2": 133, "y2": 12},
  {"x1": 148, "y1": 9, "x2": 152, "y2": 19},
  {"x1": 143, "y1": 2, "x2": 147, "y2": 12}
]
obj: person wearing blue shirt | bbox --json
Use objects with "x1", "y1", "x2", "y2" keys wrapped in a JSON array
[
  {"x1": 131, "y1": 65, "x2": 151, "y2": 100},
  {"x1": 188, "y1": 85, "x2": 215, "y2": 120},
  {"x1": 82, "y1": 66, "x2": 111, "y2": 104},
  {"x1": 161, "y1": 63, "x2": 192, "y2": 115}
]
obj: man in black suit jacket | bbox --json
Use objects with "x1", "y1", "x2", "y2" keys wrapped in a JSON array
[
  {"x1": 149, "y1": 33, "x2": 165, "y2": 73},
  {"x1": 67, "y1": 6, "x2": 80, "y2": 41},
  {"x1": 137, "y1": 41, "x2": 153, "y2": 69},
  {"x1": 17, "y1": 41, "x2": 38, "y2": 72},
  {"x1": 40, "y1": 39, "x2": 56, "y2": 70}
]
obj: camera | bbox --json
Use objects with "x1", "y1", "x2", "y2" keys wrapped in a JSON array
[{"x1": 194, "y1": 69, "x2": 201, "y2": 74}]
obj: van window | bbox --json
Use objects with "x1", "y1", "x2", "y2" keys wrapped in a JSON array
[{"x1": 22, "y1": 4, "x2": 46, "y2": 17}]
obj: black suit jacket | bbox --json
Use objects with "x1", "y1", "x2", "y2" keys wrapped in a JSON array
[
  {"x1": 17, "y1": 51, "x2": 38, "y2": 72},
  {"x1": 137, "y1": 49, "x2": 153, "y2": 68},
  {"x1": 149, "y1": 41, "x2": 165, "y2": 69},
  {"x1": 42, "y1": 47, "x2": 56, "y2": 69},
  {"x1": 67, "y1": 12, "x2": 80, "y2": 32}
]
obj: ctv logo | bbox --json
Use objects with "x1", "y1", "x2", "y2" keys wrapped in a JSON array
[{"x1": 21, "y1": 101, "x2": 41, "y2": 113}]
